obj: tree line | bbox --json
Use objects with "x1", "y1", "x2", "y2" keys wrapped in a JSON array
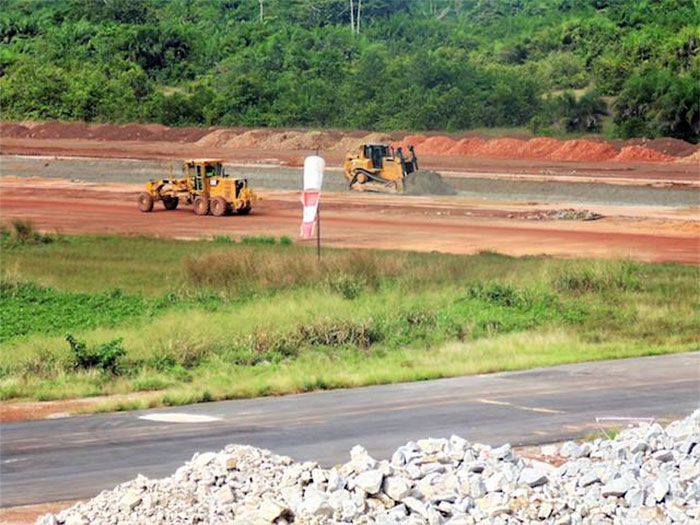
[{"x1": 1, "y1": 0, "x2": 698, "y2": 142}]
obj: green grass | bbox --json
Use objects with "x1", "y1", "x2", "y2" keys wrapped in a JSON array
[{"x1": 1, "y1": 232, "x2": 698, "y2": 409}]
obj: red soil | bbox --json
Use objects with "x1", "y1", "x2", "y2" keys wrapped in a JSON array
[
  {"x1": 548, "y1": 140, "x2": 618, "y2": 162},
  {"x1": 474, "y1": 137, "x2": 529, "y2": 158},
  {"x1": 676, "y1": 150, "x2": 700, "y2": 164},
  {"x1": 445, "y1": 137, "x2": 487, "y2": 156},
  {"x1": 614, "y1": 146, "x2": 676, "y2": 163},
  {"x1": 418, "y1": 136, "x2": 458, "y2": 154},
  {"x1": 1, "y1": 121, "x2": 696, "y2": 164},
  {"x1": 522, "y1": 137, "x2": 563, "y2": 158},
  {"x1": 1, "y1": 179, "x2": 698, "y2": 265}
]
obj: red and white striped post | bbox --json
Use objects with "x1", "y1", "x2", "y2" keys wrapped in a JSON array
[{"x1": 300, "y1": 155, "x2": 325, "y2": 258}]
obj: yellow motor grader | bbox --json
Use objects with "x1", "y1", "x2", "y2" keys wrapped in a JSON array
[
  {"x1": 343, "y1": 144, "x2": 451, "y2": 194},
  {"x1": 138, "y1": 159, "x2": 257, "y2": 216}
]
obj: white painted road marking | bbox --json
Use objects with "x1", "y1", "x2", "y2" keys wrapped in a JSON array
[
  {"x1": 139, "y1": 413, "x2": 222, "y2": 423},
  {"x1": 477, "y1": 398, "x2": 564, "y2": 415}
]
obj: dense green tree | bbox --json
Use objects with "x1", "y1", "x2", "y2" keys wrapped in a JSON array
[
  {"x1": 614, "y1": 69, "x2": 700, "y2": 140},
  {"x1": 0, "y1": 0, "x2": 697, "y2": 141}
]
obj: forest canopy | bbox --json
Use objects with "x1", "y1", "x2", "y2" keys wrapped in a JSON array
[{"x1": 1, "y1": 0, "x2": 698, "y2": 142}]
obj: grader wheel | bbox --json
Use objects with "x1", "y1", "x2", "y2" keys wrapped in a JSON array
[
  {"x1": 193, "y1": 196, "x2": 210, "y2": 216},
  {"x1": 210, "y1": 197, "x2": 229, "y2": 217},
  {"x1": 237, "y1": 205, "x2": 251, "y2": 215},
  {"x1": 138, "y1": 192, "x2": 154, "y2": 212},
  {"x1": 162, "y1": 196, "x2": 179, "y2": 210}
]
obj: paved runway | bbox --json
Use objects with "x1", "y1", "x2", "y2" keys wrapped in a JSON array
[{"x1": 1, "y1": 352, "x2": 698, "y2": 506}]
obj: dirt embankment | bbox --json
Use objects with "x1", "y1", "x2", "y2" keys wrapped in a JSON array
[{"x1": 2, "y1": 121, "x2": 697, "y2": 164}]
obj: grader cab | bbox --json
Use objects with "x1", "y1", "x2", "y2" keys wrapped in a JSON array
[{"x1": 138, "y1": 159, "x2": 257, "y2": 216}]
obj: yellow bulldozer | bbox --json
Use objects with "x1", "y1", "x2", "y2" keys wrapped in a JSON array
[
  {"x1": 138, "y1": 159, "x2": 257, "y2": 216},
  {"x1": 343, "y1": 144, "x2": 452, "y2": 194}
]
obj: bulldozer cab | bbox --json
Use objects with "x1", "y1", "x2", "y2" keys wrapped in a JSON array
[{"x1": 364, "y1": 144, "x2": 392, "y2": 169}]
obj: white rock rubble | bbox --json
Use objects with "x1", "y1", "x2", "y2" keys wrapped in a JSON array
[{"x1": 38, "y1": 410, "x2": 700, "y2": 524}]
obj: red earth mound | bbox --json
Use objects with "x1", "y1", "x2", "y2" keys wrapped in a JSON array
[
  {"x1": 0, "y1": 123, "x2": 31, "y2": 137},
  {"x1": 446, "y1": 137, "x2": 487, "y2": 156},
  {"x1": 620, "y1": 137, "x2": 699, "y2": 158},
  {"x1": 675, "y1": 150, "x2": 700, "y2": 164},
  {"x1": 418, "y1": 136, "x2": 458, "y2": 154},
  {"x1": 548, "y1": 140, "x2": 619, "y2": 162},
  {"x1": 396, "y1": 134, "x2": 429, "y2": 152},
  {"x1": 613, "y1": 146, "x2": 676, "y2": 163},
  {"x1": 475, "y1": 138, "x2": 529, "y2": 158},
  {"x1": 521, "y1": 137, "x2": 563, "y2": 159},
  {"x1": 2, "y1": 121, "x2": 691, "y2": 163},
  {"x1": 27, "y1": 122, "x2": 93, "y2": 140}
]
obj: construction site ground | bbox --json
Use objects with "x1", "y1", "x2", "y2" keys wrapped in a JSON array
[
  {"x1": 1, "y1": 152, "x2": 698, "y2": 265},
  {"x1": 0, "y1": 127, "x2": 698, "y2": 522}
]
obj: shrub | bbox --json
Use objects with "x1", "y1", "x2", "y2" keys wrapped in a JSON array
[
  {"x1": 327, "y1": 274, "x2": 364, "y2": 299},
  {"x1": 241, "y1": 235, "x2": 277, "y2": 245},
  {"x1": 66, "y1": 334, "x2": 126, "y2": 374},
  {"x1": 2, "y1": 219, "x2": 54, "y2": 246},
  {"x1": 465, "y1": 282, "x2": 526, "y2": 308},
  {"x1": 213, "y1": 235, "x2": 235, "y2": 244},
  {"x1": 554, "y1": 261, "x2": 641, "y2": 293},
  {"x1": 295, "y1": 319, "x2": 382, "y2": 349},
  {"x1": 184, "y1": 248, "x2": 406, "y2": 293}
]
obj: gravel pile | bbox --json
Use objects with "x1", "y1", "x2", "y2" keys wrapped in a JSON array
[
  {"x1": 39, "y1": 411, "x2": 699, "y2": 524},
  {"x1": 508, "y1": 209, "x2": 604, "y2": 221}
]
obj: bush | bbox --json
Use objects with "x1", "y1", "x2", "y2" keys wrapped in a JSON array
[
  {"x1": 2, "y1": 219, "x2": 54, "y2": 246},
  {"x1": 185, "y1": 248, "x2": 405, "y2": 293},
  {"x1": 241, "y1": 235, "x2": 277, "y2": 245},
  {"x1": 465, "y1": 282, "x2": 526, "y2": 308},
  {"x1": 213, "y1": 235, "x2": 235, "y2": 244},
  {"x1": 327, "y1": 274, "x2": 365, "y2": 299},
  {"x1": 554, "y1": 261, "x2": 641, "y2": 293},
  {"x1": 66, "y1": 334, "x2": 126, "y2": 374}
]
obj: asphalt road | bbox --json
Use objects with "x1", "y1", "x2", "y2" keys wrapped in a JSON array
[{"x1": 1, "y1": 353, "x2": 698, "y2": 507}]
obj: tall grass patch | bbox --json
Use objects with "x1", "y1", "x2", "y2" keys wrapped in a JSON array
[
  {"x1": 553, "y1": 260, "x2": 642, "y2": 293},
  {"x1": 1, "y1": 234, "x2": 698, "y2": 405}
]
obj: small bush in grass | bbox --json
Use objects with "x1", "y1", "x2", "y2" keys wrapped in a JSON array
[
  {"x1": 66, "y1": 334, "x2": 126, "y2": 374},
  {"x1": 20, "y1": 349, "x2": 65, "y2": 377},
  {"x1": 327, "y1": 274, "x2": 365, "y2": 299},
  {"x1": 465, "y1": 282, "x2": 525, "y2": 307},
  {"x1": 279, "y1": 236, "x2": 292, "y2": 245},
  {"x1": 555, "y1": 261, "x2": 641, "y2": 292},
  {"x1": 213, "y1": 235, "x2": 235, "y2": 244},
  {"x1": 2, "y1": 219, "x2": 55, "y2": 246},
  {"x1": 296, "y1": 319, "x2": 383, "y2": 348},
  {"x1": 241, "y1": 235, "x2": 277, "y2": 245}
]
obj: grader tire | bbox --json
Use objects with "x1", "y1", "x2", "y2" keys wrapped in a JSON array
[
  {"x1": 162, "y1": 197, "x2": 179, "y2": 210},
  {"x1": 237, "y1": 205, "x2": 251, "y2": 215},
  {"x1": 193, "y1": 196, "x2": 210, "y2": 216},
  {"x1": 210, "y1": 197, "x2": 229, "y2": 217},
  {"x1": 138, "y1": 192, "x2": 154, "y2": 212}
]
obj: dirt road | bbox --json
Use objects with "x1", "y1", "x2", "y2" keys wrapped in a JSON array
[{"x1": 1, "y1": 177, "x2": 698, "y2": 264}]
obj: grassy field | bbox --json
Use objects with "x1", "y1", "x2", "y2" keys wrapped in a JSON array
[{"x1": 1, "y1": 222, "x2": 698, "y2": 411}]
